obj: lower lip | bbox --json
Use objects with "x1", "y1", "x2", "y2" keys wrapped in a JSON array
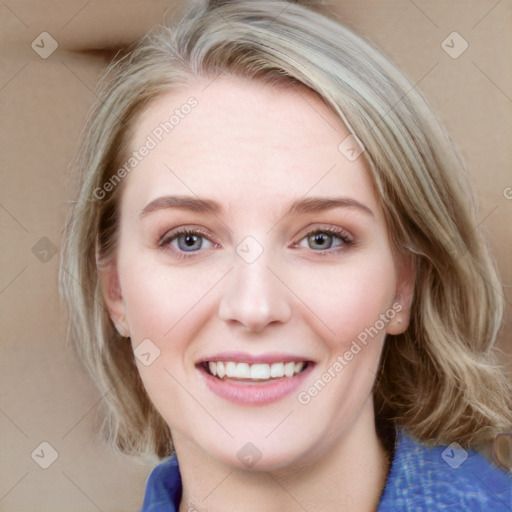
[{"x1": 199, "y1": 364, "x2": 314, "y2": 406}]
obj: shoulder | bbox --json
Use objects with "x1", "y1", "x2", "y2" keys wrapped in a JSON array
[
  {"x1": 378, "y1": 430, "x2": 512, "y2": 512},
  {"x1": 140, "y1": 455, "x2": 182, "y2": 512}
]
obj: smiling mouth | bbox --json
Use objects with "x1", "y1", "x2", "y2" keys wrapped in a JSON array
[{"x1": 201, "y1": 360, "x2": 311, "y2": 382}]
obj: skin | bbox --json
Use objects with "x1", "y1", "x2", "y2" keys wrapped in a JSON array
[{"x1": 101, "y1": 75, "x2": 414, "y2": 512}]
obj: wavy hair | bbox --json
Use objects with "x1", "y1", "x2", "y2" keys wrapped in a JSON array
[{"x1": 60, "y1": 0, "x2": 512, "y2": 460}]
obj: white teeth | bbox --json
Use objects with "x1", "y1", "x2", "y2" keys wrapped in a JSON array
[
  {"x1": 225, "y1": 361, "x2": 237, "y2": 377},
  {"x1": 284, "y1": 362, "x2": 295, "y2": 377},
  {"x1": 270, "y1": 362, "x2": 285, "y2": 377},
  {"x1": 216, "y1": 361, "x2": 225, "y2": 379},
  {"x1": 235, "y1": 363, "x2": 251, "y2": 378},
  {"x1": 251, "y1": 364, "x2": 271, "y2": 379},
  {"x1": 206, "y1": 360, "x2": 307, "y2": 380}
]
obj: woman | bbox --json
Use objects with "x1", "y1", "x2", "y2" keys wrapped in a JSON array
[{"x1": 60, "y1": 0, "x2": 512, "y2": 510}]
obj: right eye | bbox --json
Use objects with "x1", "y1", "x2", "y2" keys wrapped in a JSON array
[{"x1": 159, "y1": 228, "x2": 217, "y2": 258}]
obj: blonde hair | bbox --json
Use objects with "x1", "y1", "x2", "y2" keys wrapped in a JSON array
[{"x1": 60, "y1": 0, "x2": 512, "y2": 459}]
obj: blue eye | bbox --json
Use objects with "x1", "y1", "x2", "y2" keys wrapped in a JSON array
[
  {"x1": 161, "y1": 230, "x2": 214, "y2": 253},
  {"x1": 175, "y1": 233, "x2": 204, "y2": 251},
  {"x1": 298, "y1": 229, "x2": 352, "y2": 251},
  {"x1": 307, "y1": 232, "x2": 337, "y2": 250}
]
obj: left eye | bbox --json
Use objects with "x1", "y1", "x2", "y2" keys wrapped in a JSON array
[
  {"x1": 167, "y1": 231, "x2": 214, "y2": 252},
  {"x1": 298, "y1": 231, "x2": 346, "y2": 250}
]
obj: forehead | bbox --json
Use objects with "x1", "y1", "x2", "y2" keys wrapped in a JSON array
[{"x1": 122, "y1": 76, "x2": 377, "y2": 214}]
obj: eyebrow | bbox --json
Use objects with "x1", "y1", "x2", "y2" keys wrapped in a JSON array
[
  {"x1": 139, "y1": 195, "x2": 222, "y2": 218},
  {"x1": 139, "y1": 195, "x2": 374, "y2": 219},
  {"x1": 284, "y1": 197, "x2": 374, "y2": 218}
]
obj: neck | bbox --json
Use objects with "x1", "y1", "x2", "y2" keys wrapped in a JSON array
[{"x1": 175, "y1": 405, "x2": 391, "y2": 512}]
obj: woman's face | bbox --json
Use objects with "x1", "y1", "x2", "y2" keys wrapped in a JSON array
[{"x1": 103, "y1": 76, "x2": 413, "y2": 471}]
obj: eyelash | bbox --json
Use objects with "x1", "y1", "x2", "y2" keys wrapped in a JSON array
[
  {"x1": 294, "y1": 226, "x2": 354, "y2": 255},
  {"x1": 158, "y1": 226, "x2": 354, "y2": 260},
  {"x1": 159, "y1": 227, "x2": 218, "y2": 260}
]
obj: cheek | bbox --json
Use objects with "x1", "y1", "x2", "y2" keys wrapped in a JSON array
[
  {"x1": 290, "y1": 253, "x2": 397, "y2": 346},
  {"x1": 291, "y1": 255, "x2": 396, "y2": 429},
  {"x1": 117, "y1": 259, "x2": 224, "y2": 419},
  {"x1": 119, "y1": 256, "x2": 226, "y2": 341}
]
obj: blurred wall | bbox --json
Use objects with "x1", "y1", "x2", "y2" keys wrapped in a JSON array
[{"x1": 1, "y1": 1, "x2": 511, "y2": 511}]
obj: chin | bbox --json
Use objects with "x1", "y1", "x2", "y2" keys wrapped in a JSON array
[{"x1": 201, "y1": 434, "x2": 315, "y2": 474}]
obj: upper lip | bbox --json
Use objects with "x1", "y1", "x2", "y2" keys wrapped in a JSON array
[{"x1": 196, "y1": 352, "x2": 314, "y2": 365}]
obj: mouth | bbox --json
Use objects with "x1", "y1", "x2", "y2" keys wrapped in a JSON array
[
  {"x1": 201, "y1": 360, "x2": 310, "y2": 382},
  {"x1": 196, "y1": 354, "x2": 314, "y2": 405}
]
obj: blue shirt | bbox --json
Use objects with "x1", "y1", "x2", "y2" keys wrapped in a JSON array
[{"x1": 140, "y1": 430, "x2": 511, "y2": 511}]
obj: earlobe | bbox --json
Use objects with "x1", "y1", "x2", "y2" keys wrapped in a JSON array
[
  {"x1": 98, "y1": 260, "x2": 130, "y2": 338},
  {"x1": 387, "y1": 254, "x2": 415, "y2": 335},
  {"x1": 386, "y1": 311, "x2": 407, "y2": 335},
  {"x1": 112, "y1": 319, "x2": 130, "y2": 338}
]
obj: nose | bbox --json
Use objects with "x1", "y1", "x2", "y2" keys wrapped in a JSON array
[{"x1": 218, "y1": 255, "x2": 292, "y2": 333}]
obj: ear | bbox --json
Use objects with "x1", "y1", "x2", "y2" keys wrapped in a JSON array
[
  {"x1": 386, "y1": 253, "x2": 415, "y2": 335},
  {"x1": 98, "y1": 260, "x2": 130, "y2": 338}
]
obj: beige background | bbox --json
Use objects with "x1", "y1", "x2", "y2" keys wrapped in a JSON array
[{"x1": 1, "y1": 1, "x2": 511, "y2": 511}]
